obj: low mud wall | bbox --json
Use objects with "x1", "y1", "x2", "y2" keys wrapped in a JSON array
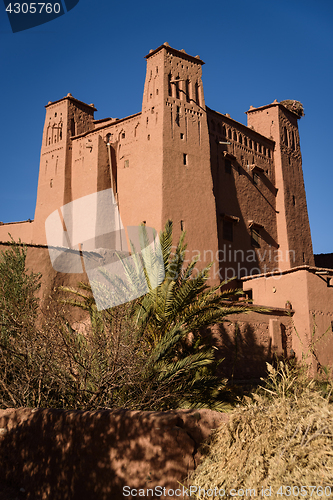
[{"x1": 0, "y1": 408, "x2": 228, "y2": 500}]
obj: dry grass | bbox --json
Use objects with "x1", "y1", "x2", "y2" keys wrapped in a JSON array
[{"x1": 188, "y1": 361, "x2": 333, "y2": 498}]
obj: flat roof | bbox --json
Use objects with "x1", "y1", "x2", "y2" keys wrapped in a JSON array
[
  {"x1": 145, "y1": 43, "x2": 204, "y2": 65},
  {"x1": 246, "y1": 101, "x2": 300, "y2": 118},
  {"x1": 45, "y1": 93, "x2": 97, "y2": 112}
]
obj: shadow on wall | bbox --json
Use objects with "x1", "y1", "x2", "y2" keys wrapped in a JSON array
[
  {"x1": 0, "y1": 408, "x2": 227, "y2": 500},
  {"x1": 205, "y1": 316, "x2": 292, "y2": 381}
]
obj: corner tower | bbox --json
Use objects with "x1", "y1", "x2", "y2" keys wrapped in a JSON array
[
  {"x1": 33, "y1": 94, "x2": 96, "y2": 244},
  {"x1": 247, "y1": 101, "x2": 314, "y2": 270}
]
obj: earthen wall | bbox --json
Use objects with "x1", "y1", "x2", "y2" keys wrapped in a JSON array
[{"x1": 0, "y1": 408, "x2": 227, "y2": 500}]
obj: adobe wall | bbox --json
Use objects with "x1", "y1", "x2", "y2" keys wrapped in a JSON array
[
  {"x1": 306, "y1": 271, "x2": 333, "y2": 369},
  {"x1": 207, "y1": 108, "x2": 277, "y2": 279},
  {"x1": 0, "y1": 220, "x2": 34, "y2": 244},
  {"x1": 243, "y1": 268, "x2": 333, "y2": 371},
  {"x1": 71, "y1": 110, "x2": 164, "y2": 234},
  {"x1": 0, "y1": 408, "x2": 227, "y2": 500},
  {"x1": 243, "y1": 270, "x2": 311, "y2": 362},
  {"x1": 209, "y1": 308, "x2": 293, "y2": 380}
]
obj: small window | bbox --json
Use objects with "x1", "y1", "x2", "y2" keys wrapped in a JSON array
[
  {"x1": 180, "y1": 220, "x2": 185, "y2": 231},
  {"x1": 233, "y1": 131, "x2": 237, "y2": 141},
  {"x1": 239, "y1": 134, "x2": 243, "y2": 144},
  {"x1": 168, "y1": 73, "x2": 172, "y2": 96},
  {"x1": 268, "y1": 149, "x2": 271, "y2": 158},
  {"x1": 183, "y1": 153, "x2": 188, "y2": 166},
  {"x1": 249, "y1": 139, "x2": 252, "y2": 149},
  {"x1": 122, "y1": 132, "x2": 125, "y2": 139},
  {"x1": 185, "y1": 79, "x2": 190, "y2": 103},
  {"x1": 223, "y1": 220, "x2": 233, "y2": 242},
  {"x1": 251, "y1": 228, "x2": 260, "y2": 248},
  {"x1": 253, "y1": 142, "x2": 257, "y2": 152},
  {"x1": 292, "y1": 195, "x2": 296, "y2": 206},
  {"x1": 180, "y1": 133, "x2": 184, "y2": 139},
  {"x1": 283, "y1": 126, "x2": 288, "y2": 146},
  {"x1": 175, "y1": 78, "x2": 180, "y2": 99},
  {"x1": 228, "y1": 129, "x2": 232, "y2": 139},
  {"x1": 106, "y1": 133, "x2": 112, "y2": 143},
  {"x1": 124, "y1": 160, "x2": 129, "y2": 168},
  {"x1": 176, "y1": 106, "x2": 180, "y2": 126},
  {"x1": 258, "y1": 144, "x2": 262, "y2": 153},
  {"x1": 253, "y1": 172, "x2": 260, "y2": 185},
  {"x1": 244, "y1": 137, "x2": 248, "y2": 147},
  {"x1": 195, "y1": 82, "x2": 200, "y2": 105},
  {"x1": 70, "y1": 118, "x2": 76, "y2": 136},
  {"x1": 225, "y1": 159, "x2": 232, "y2": 174}
]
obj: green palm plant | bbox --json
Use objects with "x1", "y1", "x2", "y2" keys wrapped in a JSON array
[
  {"x1": 133, "y1": 220, "x2": 252, "y2": 344},
  {"x1": 59, "y1": 220, "x2": 255, "y2": 411}
]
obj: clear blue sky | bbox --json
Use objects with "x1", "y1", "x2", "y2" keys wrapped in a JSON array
[{"x1": 0, "y1": 0, "x2": 332, "y2": 254}]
